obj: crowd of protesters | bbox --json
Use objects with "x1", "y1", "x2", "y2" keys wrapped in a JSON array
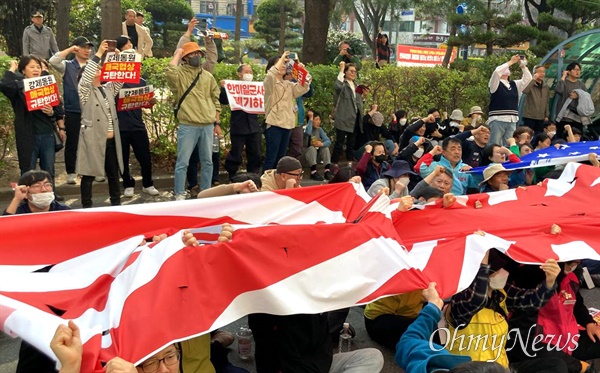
[{"x1": 2, "y1": 8, "x2": 600, "y2": 373}]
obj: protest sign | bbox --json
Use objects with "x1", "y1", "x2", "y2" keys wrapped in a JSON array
[
  {"x1": 223, "y1": 80, "x2": 265, "y2": 114},
  {"x1": 396, "y1": 45, "x2": 456, "y2": 67},
  {"x1": 117, "y1": 85, "x2": 154, "y2": 111},
  {"x1": 101, "y1": 52, "x2": 142, "y2": 83},
  {"x1": 23, "y1": 75, "x2": 60, "y2": 111}
]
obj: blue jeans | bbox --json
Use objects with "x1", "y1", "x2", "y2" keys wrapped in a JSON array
[
  {"x1": 174, "y1": 124, "x2": 214, "y2": 195},
  {"x1": 489, "y1": 120, "x2": 516, "y2": 147},
  {"x1": 263, "y1": 125, "x2": 291, "y2": 171},
  {"x1": 30, "y1": 133, "x2": 56, "y2": 180}
]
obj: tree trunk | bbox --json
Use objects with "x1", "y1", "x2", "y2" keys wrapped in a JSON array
[
  {"x1": 278, "y1": 0, "x2": 286, "y2": 55},
  {"x1": 302, "y1": 0, "x2": 335, "y2": 64},
  {"x1": 101, "y1": 0, "x2": 122, "y2": 40},
  {"x1": 55, "y1": 0, "x2": 71, "y2": 49},
  {"x1": 442, "y1": 24, "x2": 457, "y2": 67},
  {"x1": 234, "y1": 0, "x2": 242, "y2": 61},
  {"x1": 486, "y1": 0, "x2": 493, "y2": 56}
]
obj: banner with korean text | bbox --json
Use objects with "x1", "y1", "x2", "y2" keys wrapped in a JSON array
[
  {"x1": 396, "y1": 45, "x2": 457, "y2": 67},
  {"x1": 291, "y1": 63, "x2": 310, "y2": 86},
  {"x1": 223, "y1": 80, "x2": 265, "y2": 114},
  {"x1": 117, "y1": 85, "x2": 154, "y2": 111},
  {"x1": 101, "y1": 52, "x2": 142, "y2": 83},
  {"x1": 23, "y1": 75, "x2": 60, "y2": 111}
]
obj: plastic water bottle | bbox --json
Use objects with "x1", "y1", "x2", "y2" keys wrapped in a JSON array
[
  {"x1": 338, "y1": 322, "x2": 352, "y2": 353},
  {"x1": 212, "y1": 134, "x2": 219, "y2": 153},
  {"x1": 237, "y1": 326, "x2": 253, "y2": 360}
]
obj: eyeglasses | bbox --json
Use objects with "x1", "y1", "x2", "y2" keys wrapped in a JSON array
[
  {"x1": 28, "y1": 182, "x2": 53, "y2": 191},
  {"x1": 347, "y1": 69, "x2": 357, "y2": 73},
  {"x1": 140, "y1": 351, "x2": 180, "y2": 373},
  {"x1": 284, "y1": 171, "x2": 304, "y2": 179}
]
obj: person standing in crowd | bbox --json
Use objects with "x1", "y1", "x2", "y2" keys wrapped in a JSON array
[
  {"x1": 220, "y1": 64, "x2": 262, "y2": 180},
  {"x1": 167, "y1": 41, "x2": 221, "y2": 200},
  {"x1": 375, "y1": 27, "x2": 391, "y2": 67},
  {"x1": 22, "y1": 10, "x2": 58, "y2": 60},
  {"x1": 262, "y1": 51, "x2": 311, "y2": 171},
  {"x1": 332, "y1": 61, "x2": 362, "y2": 164},
  {"x1": 521, "y1": 65, "x2": 549, "y2": 134},
  {"x1": 76, "y1": 40, "x2": 124, "y2": 208},
  {"x1": 122, "y1": 9, "x2": 153, "y2": 58},
  {"x1": 134, "y1": 11, "x2": 153, "y2": 57},
  {"x1": 114, "y1": 38, "x2": 159, "y2": 198},
  {"x1": 1, "y1": 57, "x2": 64, "y2": 195},
  {"x1": 487, "y1": 55, "x2": 532, "y2": 147},
  {"x1": 49, "y1": 36, "x2": 94, "y2": 185},
  {"x1": 333, "y1": 41, "x2": 362, "y2": 71},
  {"x1": 555, "y1": 62, "x2": 590, "y2": 137}
]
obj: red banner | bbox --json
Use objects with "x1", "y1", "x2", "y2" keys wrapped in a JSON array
[
  {"x1": 396, "y1": 45, "x2": 456, "y2": 67},
  {"x1": 101, "y1": 52, "x2": 142, "y2": 83},
  {"x1": 23, "y1": 75, "x2": 60, "y2": 111},
  {"x1": 117, "y1": 85, "x2": 154, "y2": 111}
]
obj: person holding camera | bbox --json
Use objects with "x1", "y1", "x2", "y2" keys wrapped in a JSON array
[{"x1": 332, "y1": 41, "x2": 362, "y2": 71}]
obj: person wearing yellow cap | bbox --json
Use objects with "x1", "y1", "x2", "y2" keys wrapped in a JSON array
[
  {"x1": 22, "y1": 10, "x2": 58, "y2": 59},
  {"x1": 166, "y1": 40, "x2": 221, "y2": 201}
]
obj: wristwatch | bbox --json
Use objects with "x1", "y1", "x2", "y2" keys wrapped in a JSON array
[{"x1": 58, "y1": 128, "x2": 66, "y2": 131}]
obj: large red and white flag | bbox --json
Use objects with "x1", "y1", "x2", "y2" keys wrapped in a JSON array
[{"x1": 0, "y1": 163, "x2": 599, "y2": 371}]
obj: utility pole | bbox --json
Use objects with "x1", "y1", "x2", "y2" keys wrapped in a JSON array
[{"x1": 234, "y1": 0, "x2": 242, "y2": 61}]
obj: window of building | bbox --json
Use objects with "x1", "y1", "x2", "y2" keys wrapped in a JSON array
[
  {"x1": 398, "y1": 21, "x2": 415, "y2": 32},
  {"x1": 226, "y1": 2, "x2": 245, "y2": 16},
  {"x1": 200, "y1": 1, "x2": 217, "y2": 14}
]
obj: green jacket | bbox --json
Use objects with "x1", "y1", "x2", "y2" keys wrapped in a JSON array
[{"x1": 166, "y1": 64, "x2": 221, "y2": 126}]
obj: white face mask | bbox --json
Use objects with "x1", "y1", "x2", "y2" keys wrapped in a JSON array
[
  {"x1": 489, "y1": 269, "x2": 509, "y2": 290},
  {"x1": 547, "y1": 131, "x2": 556, "y2": 137},
  {"x1": 450, "y1": 121, "x2": 460, "y2": 128},
  {"x1": 399, "y1": 118, "x2": 407, "y2": 125},
  {"x1": 564, "y1": 262, "x2": 579, "y2": 274},
  {"x1": 242, "y1": 74, "x2": 253, "y2": 82},
  {"x1": 397, "y1": 176, "x2": 410, "y2": 187},
  {"x1": 29, "y1": 191, "x2": 55, "y2": 209},
  {"x1": 413, "y1": 148, "x2": 424, "y2": 158}
]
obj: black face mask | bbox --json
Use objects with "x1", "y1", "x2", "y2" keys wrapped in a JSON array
[
  {"x1": 374, "y1": 154, "x2": 386, "y2": 164},
  {"x1": 41, "y1": 70, "x2": 50, "y2": 76},
  {"x1": 187, "y1": 55, "x2": 202, "y2": 67}
]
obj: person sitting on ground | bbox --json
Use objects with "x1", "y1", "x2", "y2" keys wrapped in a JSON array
[
  {"x1": 305, "y1": 110, "x2": 333, "y2": 181},
  {"x1": 389, "y1": 110, "x2": 409, "y2": 144},
  {"x1": 356, "y1": 141, "x2": 390, "y2": 190},
  {"x1": 260, "y1": 156, "x2": 303, "y2": 191},
  {"x1": 563, "y1": 124, "x2": 582, "y2": 143},
  {"x1": 480, "y1": 142, "x2": 521, "y2": 167},
  {"x1": 197, "y1": 173, "x2": 261, "y2": 198},
  {"x1": 418, "y1": 138, "x2": 476, "y2": 196},
  {"x1": 328, "y1": 166, "x2": 361, "y2": 184},
  {"x1": 445, "y1": 246, "x2": 563, "y2": 371},
  {"x1": 438, "y1": 109, "x2": 464, "y2": 139},
  {"x1": 411, "y1": 185, "x2": 445, "y2": 205},
  {"x1": 452, "y1": 125, "x2": 491, "y2": 169},
  {"x1": 354, "y1": 104, "x2": 398, "y2": 160},
  {"x1": 397, "y1": 136, "x2": 430, "y2": 190},
  {"x1": 410, "y1": 165, "x2": 453, "y2": 199},
  {"x1": 399, "y1": 115, "x2": 432, "y2": 151},
  {"x1": 462, "y1": 106, "x2": 485, "y2": 131},
  {"x1": 542, "y1": 121, "x2": 557, "y2": 141},
  {"x1": 512, "y1": 126, "x2": 533, "y2": 146},
  {"x1": 4, "y1": 170, "x2": 70, "y2": 215},
  {"x1": 367, "y1": 159, "x2": 415, "y2": 199},
  {"x1": 479, "y1": 164, "x2": 513, "y2": 193}
]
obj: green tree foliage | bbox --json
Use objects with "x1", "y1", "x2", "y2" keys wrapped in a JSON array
[
  {"x1": 0, "y1": 56, "x2": 16, "y2": 167},
  {"x1": 70, "y1": 0, "x2": 101, "y2": 43},
  {"x1": 145, "y1": 0, "x2": 193, "y2": 49},
  {"x1": 540, "y1": 0, "x2": 600, "y2": 37},
  {"x1": 325, "y1": 30, "x2": 369, "y2": 63},
  {"x1": 253, "y1": 0, "x2": 303, "y2": 54},
  {"x1": 0, "y1": 0, "x2": 55, "y2": 56}
]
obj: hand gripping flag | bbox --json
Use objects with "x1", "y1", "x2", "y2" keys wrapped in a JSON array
[{"x1": 1, "y1": 163, "x2": 599, "y2": 370}]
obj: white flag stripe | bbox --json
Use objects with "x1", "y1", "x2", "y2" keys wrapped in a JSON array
[
  {"x1": 552, "y1": 241, "x2": 600, "y2": 262},
  {"x1": 406, "y1": 240, "x2": 440, "y2": 271},
  {"x1": 487, "y1": 189, "x2": 518, "y2": 205}
]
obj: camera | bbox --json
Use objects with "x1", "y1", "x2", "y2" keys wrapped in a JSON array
[
  {"x1": 346, "y1": 47, "x2": 354, "y2": 56},
  {"x1": 288, "y1": 52, "x2": 297, "y2": 60},
  {"x1": 519, "y1": 55, "x2": 526, "y2": 60}
]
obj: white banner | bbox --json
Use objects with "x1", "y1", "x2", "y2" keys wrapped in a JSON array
[{"x1": 223, "y1": 80, "x2": 265, "y2": 114}]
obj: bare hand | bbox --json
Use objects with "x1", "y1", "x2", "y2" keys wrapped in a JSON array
[
  {"x1": 498, "y1": 183, "x2": 509, "y2": 191},
  {"x1": 458, "y1": 124, "x2": 465, "y2": 132},
  {"x1": 394, "y1": 180, "x2": 406, "y2": 194},
  {"x1": 430, "y1": 145, "x2": 442, "y2": 156},
  {"x1": 586, "y1": 323, "x2": 600, "y2": 343},
  {"x1": 561, "y1": 70, "x2": 568, "y2": 80},
  {"x1": 550, "y1": 224, "x2": 561, "y2": 235},
  {"x1": 105, "y1": 356, "x2": 137, "y2": 373},
  {"x1": 182, "y1": 230, "x2": 199, "y2": 247},
  {"x1": 50, "y1": 321, "x2": 82, "y2": 372},
  {"x1": 424, "y1": 114, "x2": 435, "y2": 123},
  {"x1": 41, "y1": 105, "x2": 54, "y2": 116},
  {"x1": 474, "y1": 200, "x2": 482, "y2": 209},
  {"x1": 378, "y1": 187, "x2": 390, "y2": 196},
  {"x1": 187, "y1": 17, "x2": 199, "y2": 33},
  {"x1": 434, "y1": 166, "x2": 446, "y2": 176},
  {"x1": 173, "y1": 48, "x2": 184, "y2": 59},
  {"x1": 218, "y1": 223, "x2": 234, "y2": 242},
  {"x1": 397, "y1": 196, "x2": 414, "y2": 212},
  {"x1": 564, "y1": 124, "x2": 572, "y2": 133},
  {"x1": 214, "y1": 125, "x2": 222, "y2": 137},
  {"x1": 12, "y1": 185, "x2": 27, "y2": 202},
  {"x1": 588, "y1": 153, "x2": 599, "y2": 167},
  {"x1": 151, "y1": 233, "x2": 168, "y2": 243},
  {"x1": 540, "y1": 259, "x2": 561, "y2": 288},
  {"x1": 339, "y1": 61, "x2": 346, "y2": 71},
  {"x1": 9, "y1": 60, "x2": 18, "y2": 72},
  {"x1": 422, "y1": 282, "x2": 444, "y2": 310},
  {"x1": 391, "y1": 143, "x2": 399, "y2": 157},
  {"x1": 460, "y1": 165, "x2": 472, "y2": 172},
  {"x1": 415, "y1": 137, "x2": 426, "y2": 146},
  {"x1": 58, "y1": 130, "x2": 66, "y2": 142},
  {"x1": 349, "y1": 176, "x2": 361, "y2": 184},
  {"x1": 365, "y1": 144, "x2": 373, "y2": 154},
  {"x1": 507, "y1": 137, "x2": 516, "y2": 147},
  {"x1": 370, "y1": 104, "x2": 378, "y2": 111},
  {"x1": 233, "y1": 180, "x2": 258, "y2": 194},
  {"x1": 509, "y1": 55, "x2": 521, "y2": 65},
  {"x1": 307, "y1": 110, "x2": 314, "y2": 120},
  {"x1": 442, "y1": 193, "x2": 456, "y2": 208},
  {"x1": 96, "y1": 40, "x2": 108, "y2": 56},
  {"x1": 285, "y1": 178, "x2": 297, "y2": 189},
  {"x1": 569, "y1": 91, "x2": 578, "y2": 99}
]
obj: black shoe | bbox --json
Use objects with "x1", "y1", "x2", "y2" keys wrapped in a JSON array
[
  {"x1": 54, "y1": 194, "x2": 64, "y2": 202},
  {"x1": 189, "y1": 185, "x2": 201, "y2": 199},
  {"x1": 310, "y1": 173, "x2": 324, "y2": 181},
  {"x1": 324, "y1": 171, "x2": 333, "y2": 181}
]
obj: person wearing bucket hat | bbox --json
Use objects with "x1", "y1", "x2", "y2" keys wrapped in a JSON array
[
  {"x1": 49, "y1": 36, "x2": 95, "y2": 185},
  {"x1": 479, "y1": 164, "x2": 512, "y2": 192},
  {"x1": 463, "y1": 105, "x2": 485, "y2": 130},
  {"x1": 487, "y1": 55, "x2": 532, "y2": 147},
  {"x1": 438, "y1": 109, "x2": 464, "y2": 139},
  {"x1": 167, "y1": 33, "x2": 221, "y2": 200},
  {"x1": 355, "y1": 104, "x2": 398, "y2": 160},
  {"x1": 22, "y1": 10, "x2": 58, "y2": 60},
  {"x1": 367, "y1": 159, "x2": 415, "y2": 199}
]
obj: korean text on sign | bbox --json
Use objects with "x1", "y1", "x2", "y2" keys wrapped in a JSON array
[
  {"x1": 23, "y1": 75, "x2": 60, "y2": 111},
  {"x1": 223, "y1": 80, "x2": 265, "y2": 114},
  {"x1": 117, "y1": 85, "x2": 155, "y2": 111},
  {"x1": 101, "y1": 52, "x2": 142, "y2": 83}
]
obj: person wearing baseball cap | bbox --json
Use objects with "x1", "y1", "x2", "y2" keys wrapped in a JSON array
[
  {"x1": 49, "y1": 36, "x2": 95, "y2": 185},
  {"x1": 22, "y1": 10, "x2": 58, "y2": 59}
]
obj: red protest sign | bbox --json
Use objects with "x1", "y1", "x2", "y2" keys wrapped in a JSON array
[
  {"x1": 117, "y1": 85, "x2": 155, "y2": 111},
  {"x1": 291, "y1": 63, "x2": 310, "y2": 86},
  {"x1": 101, "y1": 52, "x2": 142, "y2": 83},
  {"x1": 23, "y1": 75, "x2": 60, "y2": 111}
]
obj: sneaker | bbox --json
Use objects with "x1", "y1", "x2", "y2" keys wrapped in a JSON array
[
  {"x1": 175, "y1": 194, "x2": 187, "y2": 201},
  {"x1": 189, "y1": 185, "x2": 201, "y2": 199},
  {"x1": 211, "y1": 330, "x2": 235, "y2": 348},
  {"x1": 310, "y1": 173, "x2": 324, "y2": 181},
  {"x1": 142, "y1": 186, "x2": 160, "y2": 196},
  {"x1": 212, "y1": 180, "x2": 220, "y2": 186},
  {"x1": 124, "y1": 187, "x2": 134, "y2": 198},
  {"x1": 67, "y1": 173, "x2": 77, "y2": 184},
  {"x1": 324, "y1": 171, "x2": 333, "y2": 181},
  {"x1": 95, "y1": 176, "x2": 106, "y2": 182}
]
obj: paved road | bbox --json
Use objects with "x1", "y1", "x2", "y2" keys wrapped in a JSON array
[{"x1": 1, "y1": 174, "x2": 599, "y2": 373}]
